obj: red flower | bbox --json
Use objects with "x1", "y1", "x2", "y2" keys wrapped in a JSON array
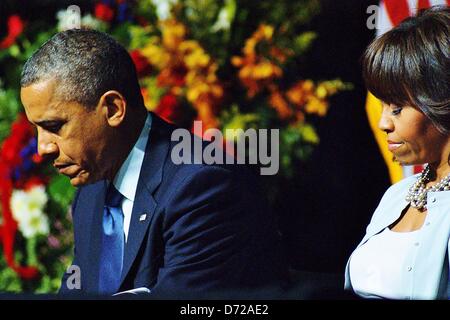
[
  {"x1": 7, "y1": 15, "x2": 23, "y2": 38},
  {"x1": 0, "y1": 15, "x2": 24, "y2": 49},
  {"x1": 14, "y1": 266, "x2": 40, "y2": 280},
  {"x1": 22, "y1": 176, "x2": 47, "y2": 191},
  {"x1": 0, "y1": 114, "x2": 33, "y2": 167},
  {"x1": 155, "y1": 94, "x2": 182, "y2": 124},
  {"x1": 130, "y1": 50, "x2": 152, "y2": 78},
  {"x1": 94, "y1": 3, "x2": 114, "y2": 22}
]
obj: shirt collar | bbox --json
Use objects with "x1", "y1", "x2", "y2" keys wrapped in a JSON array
[{"x1": 113, "y1": 113, "x2": 152, "y2": 201}]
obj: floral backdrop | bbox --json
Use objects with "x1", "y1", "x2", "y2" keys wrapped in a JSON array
[{"x1": 0, "y1": 0, "x2": 351, "y2": 293}]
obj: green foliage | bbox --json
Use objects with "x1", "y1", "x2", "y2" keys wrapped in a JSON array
[
  {"x1": 293, "y1": 31, "x2": 318, "y2": 55},
  {"x1": 0, "y1": 252, "x2": 22, "y2": 293},
  {"x1": 280, "y1": 123, "x2": 319, "y2": 177},
  {"x1": 0, "y1": 86, "x2": 21, "y2": 142},
  {"x1": 48, "y1": 175, "x2": 76, "y2": 212}
]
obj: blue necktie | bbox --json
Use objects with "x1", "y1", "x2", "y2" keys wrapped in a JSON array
[{"x1": 98, "y1": 185, "x2": 124, "y2": 295}]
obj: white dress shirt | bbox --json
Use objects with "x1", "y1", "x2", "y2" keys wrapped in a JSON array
[{"x1": 112, "y1": 113, "x2": 152, "y2": 242}]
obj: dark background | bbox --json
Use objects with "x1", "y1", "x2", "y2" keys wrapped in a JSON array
[
  {"x1": 274, "y1": 0, "x2": 389, "y2": 274},
  {"x1": 0, "y1": 0, "x2": 390, "y2": 275}
]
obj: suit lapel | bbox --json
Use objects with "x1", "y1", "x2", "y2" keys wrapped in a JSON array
[
  {"x1": 80, "y1": 180, "x2": 108, "y2": 293},
  {"x1": 119, "y1": 113, "x2": 171, "y2": 286}
]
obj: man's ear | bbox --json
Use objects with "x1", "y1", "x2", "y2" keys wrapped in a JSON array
[{"x1": 98, "y1": 90, "x2": 126, "y2": 127}]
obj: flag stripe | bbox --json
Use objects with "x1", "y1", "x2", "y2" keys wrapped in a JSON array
[
  {"x1": 418, "y1": 0, "x2": 431, "y2": 9},
  {"x1": 384, "y1": 0, "x2": 411, "y2": 25}
]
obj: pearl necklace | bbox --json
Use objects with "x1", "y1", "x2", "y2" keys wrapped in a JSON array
[{"x1": 405, "y1": 165, "x2": 450, "y2": 211}]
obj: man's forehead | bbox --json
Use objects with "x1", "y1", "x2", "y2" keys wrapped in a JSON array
[
  {"x1": 21, "y1": 80, "x2": 65, "y2": 120},
  {"x1": 21, "y1": 79, "x2": 55, "y2": 106}
]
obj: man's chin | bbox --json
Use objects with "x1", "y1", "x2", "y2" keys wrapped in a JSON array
[{"x1": 67, "y1": 173, "x2": 95, "y2": 187}]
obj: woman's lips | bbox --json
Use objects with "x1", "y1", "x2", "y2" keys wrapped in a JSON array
[{"x1": 387, "y1": 141, "x2": 403, "y2": 151}]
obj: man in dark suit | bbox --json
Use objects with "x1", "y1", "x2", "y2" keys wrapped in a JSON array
[{"x1": 20, "y1": 29, "x2": 286, "y2": 297}]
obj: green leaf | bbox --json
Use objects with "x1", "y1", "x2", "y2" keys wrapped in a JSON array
[
  {"x1": 127, "y1": 25, "x2": 155, "y2": 50},
  {"x1": 298, "y1": 123, "x2": 319, "y2": 144},
  {"x1": 293, "y1": 32, "x2": 317, "y2": 55},
  {"x1": 8, "y1": 45, "x2": 21, "y2": 58},
  {"x1": 0, "y1": 255, "x2": 23, "y2": 292},
  {"x1": 47, "y1": 175, "x2": 76, "y2": 210}
]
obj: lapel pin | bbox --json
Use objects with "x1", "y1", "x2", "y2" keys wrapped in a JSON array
[{"x1": 139, "y1": 214, "x2": 147, "y2": 222}]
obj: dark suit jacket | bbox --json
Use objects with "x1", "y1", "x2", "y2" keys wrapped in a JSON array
[{"x1": 59, "y1": 113, "x2": 287, "y2": 297}]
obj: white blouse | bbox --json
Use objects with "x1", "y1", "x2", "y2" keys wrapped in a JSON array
[{"x1": 349, "y1": 227, "x2": 422, "y2": 299}]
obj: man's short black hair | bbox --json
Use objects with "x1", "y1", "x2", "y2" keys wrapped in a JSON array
[{"x1": 21, "y1": 28, "x2": 143, "y2": 109}]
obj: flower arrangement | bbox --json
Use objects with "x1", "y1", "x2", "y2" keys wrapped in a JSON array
[
  {"x1": 0, "y1": 114, "x2": 74, "y2": 292},
  {"x1": 0, "y1": 0, "x2": 351, "y2": 292}
]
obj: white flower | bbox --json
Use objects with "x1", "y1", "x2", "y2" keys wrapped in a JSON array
[
  {"x1": 20, "y1": 210, "x2": 50, "y2": 239},
  {"x1": 11, "y1": 186, "x2": 50, "y2": 239},
  {"x1": 152, "y1": 0, "x2": 178, "y2": 20}
]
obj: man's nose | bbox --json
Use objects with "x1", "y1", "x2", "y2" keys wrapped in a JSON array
[
  {"x1": 37, "y1": 129, "x2": 59, "y2": 158},
  {"x1": 378, "y1": 106, "x2": 394, "y2": 133}
]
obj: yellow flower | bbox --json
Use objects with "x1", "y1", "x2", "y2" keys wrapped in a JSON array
[
  {"x1": 260, "y1": 24, "x2": 274, "y2": 39},
  {"x1": 141, "y1": 40, "x2": 170, "y2": 69},
  {"x1": 253, "y1": 24, "x2": 274, "y2": 42},
  {"x1": 160, "y1": 19, "x2": 186, "y2": 50},
  {"x1": 252, "y1": 61, "x2": 281, "y2": 79},
  {"x1": 315, "y1": 84, "x2": 328, "y2": 99},
  {"x1": 286, "y1": 80, "x2": 314, "y2": 107},
  {"x1": 184, "y1": 46, "x2": 210, "y2": 69},
  {"x1": 305, "y1": 96, "x2": 329, "y2": 116}
]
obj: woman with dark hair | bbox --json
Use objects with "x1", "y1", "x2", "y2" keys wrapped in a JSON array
[{"x1": 345, "y1": 6, "x2": 449, "y2": 299}]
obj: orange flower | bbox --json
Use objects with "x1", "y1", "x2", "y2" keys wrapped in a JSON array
[
  {"x1": 195, "y1": 100, "x2": 219, "y2": 129},
  {"x1": 269, "y1": 47, "x2": 289, "y2": 64},
  {"x1": 269, "y1": 88, "x2": 293, "y2": 120},
  {"x1": 286, "y1": 80, "x2": 315, "y2": 107},
  {"x1": 140, "y1": 88, "x2": 151, "y2": 110},
  {"x1": 232, "y1": 24, "x2": 290, "y2": 98},
  {"x1": 286, "y1": 79, "x2": 349, "y2": 116}
]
